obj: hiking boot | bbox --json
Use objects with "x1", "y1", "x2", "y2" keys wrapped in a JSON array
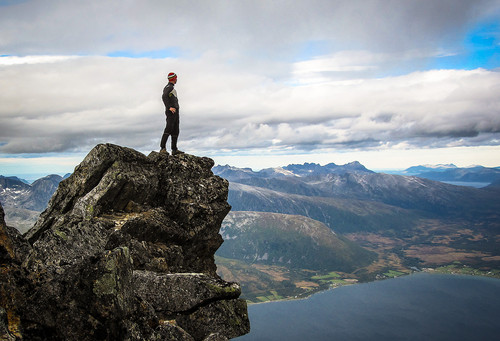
[
  {"x1": 159, "y1": 148, "x2": 169, "y2": 155},
  {"x1": 172, "y1": 149, "x2": 184, "y2": 155}
]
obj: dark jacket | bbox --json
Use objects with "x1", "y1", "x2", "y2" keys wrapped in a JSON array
[
  {"x1": 162, "y1": 82, "x2": 180, "y2": 135},
  {"x1": 162, "y1": 82, "x2": 179, "y2": 113}
]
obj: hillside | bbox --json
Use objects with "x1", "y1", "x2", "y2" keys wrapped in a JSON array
[
  {"x1": 215, "y1": 211, "x2": 376, "y2": 302},
  {"x1": 217, "y1": 211, "x2": 375, "y2": 271},
  {"x1": 228, "y1": 182, "x2": 420, "y2": 233}
]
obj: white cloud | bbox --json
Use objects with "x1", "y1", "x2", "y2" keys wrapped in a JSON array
[
  {"x1": 0, "y1": 55, "x2": 79, "y2": 65},
  {"x1": 1, "y1": 55, "x2": 499, "y2": 156}
]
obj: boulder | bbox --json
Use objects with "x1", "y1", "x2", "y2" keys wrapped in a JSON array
[{"x1": 1, "y1": 144, "x2": 250, "y2": 340}]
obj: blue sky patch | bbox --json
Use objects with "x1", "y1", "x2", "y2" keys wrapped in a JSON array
[
  {"x1": 107, "y1": 48, "x2": 179, "y2": 59},
  {"x1": 432, "y1": 19, "x2": 500, "y2": 70},
  {"x1": 0, "y1": 0, "x2": 28, "y2": 6}
]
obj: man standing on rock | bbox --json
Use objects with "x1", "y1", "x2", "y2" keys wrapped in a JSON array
[{"x1": 160, "y1": 72, "x2": 184, "y2": 155}]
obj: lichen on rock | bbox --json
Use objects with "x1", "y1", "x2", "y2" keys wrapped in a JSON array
[{"x1": 0, "y1": 143, "x2": 250, "y2": 340}]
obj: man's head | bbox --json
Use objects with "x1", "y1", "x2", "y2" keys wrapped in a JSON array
[{"x1": 168, "y1": 72, "x2": 177, "y2": 84}]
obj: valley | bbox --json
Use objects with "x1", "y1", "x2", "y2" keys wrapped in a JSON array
[
  {"x1": 216, "y1": 256, "x2": 361, "y2": 303},
  {"x1": 216, "y1": 215, "x2": 500, "y2": 303},
  {"x1": 213, "y1": 162, "x2": 500, "y2": 303}
]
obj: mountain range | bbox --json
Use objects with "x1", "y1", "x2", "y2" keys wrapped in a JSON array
[
  {"x1": 215, "y1": 163, "x2": 500, "y2": 227},
  {"x1": 0, "y1": 174, "x2": 67, "y2": 232},
  {"x1": 2, "y1": 161, "x2": 500, "y2": 302},
  {"x1": 399, "y1": 164, "x2": 500, "y2": 184},
  {"x1": 213, "y1": 162, "x2": 500, "y2": 282}
]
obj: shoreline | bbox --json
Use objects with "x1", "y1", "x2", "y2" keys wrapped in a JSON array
[{"x1": 245, "y1": 265, "x2": 500, "y2": 305}]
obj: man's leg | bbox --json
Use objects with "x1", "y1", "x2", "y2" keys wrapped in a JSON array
[
  {"x1": 171, "y1": 135, "x2": 184, "y2": 155},
  {"x1": 160, "y1": 131, "x2": 170, "y2": 152},
  {"x1": 171, "y1": 135, "x2": 178, "y2": 151}
]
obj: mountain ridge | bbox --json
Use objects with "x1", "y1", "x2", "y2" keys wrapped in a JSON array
[
  {"x1": 215, "y1": 162, "x2": 500, "y2": 279},
  {"x1": 218, "y1": 166, "x2": 500, "y2": 223},
  {"x1": 218, "y1": 211, "x2": 375, "y2": 271},
  {"x1": 213, "y1": 161, "x2": 373, "y2": 180}
]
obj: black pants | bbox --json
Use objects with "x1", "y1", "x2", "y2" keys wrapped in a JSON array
[
  {"x1": 160, "y1": 133, "x2": 178, "y2": 151},
  {"x1": 160, "y1": 112, "x2": 179, "y2": 151}
]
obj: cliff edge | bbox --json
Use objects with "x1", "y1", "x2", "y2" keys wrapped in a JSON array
[{"x1": 0, "y1": 144, "x2": 250, "y2": 340}]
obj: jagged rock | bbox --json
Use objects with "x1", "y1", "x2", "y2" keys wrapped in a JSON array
[
  {"x1": 202, "y1": 333, "x2": 229, "y2": 341},
  {"x1": 133, "y1": 272, "x2": 242, "y2": 316},
  {"x1": 0, "y1": 144, "x2": 249, "y2": 340},
  {"x1": 0, "y1": 205, "x2": 31, "y2": 265},
  {"x1": 176, "y1": 298, "x2": 250, "y2": 340},
  {"x1": 0, "y1": 203, "x2": 30, "y2": 340}
]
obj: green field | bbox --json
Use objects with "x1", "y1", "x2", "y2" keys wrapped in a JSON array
[
  {"x1": 311, "y1": 272, "x2": 341, "y2": 280},
  {"x1": 432, "y1": 263, "x2": 500, "y2": 278},
  {"x1": 383, "y1": 270, "x2": 406, "y2": 278}
]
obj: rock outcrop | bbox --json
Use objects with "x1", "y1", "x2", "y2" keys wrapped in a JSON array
[{"x1": 0, "y1": 144, "x2": 250, "y2": 340}]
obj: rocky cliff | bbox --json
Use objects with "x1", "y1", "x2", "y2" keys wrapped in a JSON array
[{"x1": 0, "y1": 144, "x2": 249, "y2": 340}]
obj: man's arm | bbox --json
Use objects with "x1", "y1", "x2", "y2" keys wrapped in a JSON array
[
  {"x1": 168, "y1": 88, "x2": 179, "y2": 113},
  {"x1": 162, "y1": 83, "x2": 174, "y2": 109}
]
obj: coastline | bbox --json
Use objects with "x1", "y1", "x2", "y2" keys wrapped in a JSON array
[
  {"x1": 236, "y1": 272, "x2": 500, "y2": 341},
  {"x1": 244, "y1": 264, "x2": 500, "y2": 305}
]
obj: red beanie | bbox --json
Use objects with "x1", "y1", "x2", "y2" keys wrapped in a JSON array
[{"x1": 168, "y1": 72, "x2": 177, "y2": 81}]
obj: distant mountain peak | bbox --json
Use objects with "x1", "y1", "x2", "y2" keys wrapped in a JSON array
[
  {"x1": 213, "y1": 161, "x2": 373, "y2": 182},
  {"x1": 403, "y1": 164, "x2": 458, "y2": 175},
  {"x1": 283, "y1": 161, "x2": 373, "y2": 176},
  {"x1": 422, "y1": 163, "x2": 457, "y2": 168}
]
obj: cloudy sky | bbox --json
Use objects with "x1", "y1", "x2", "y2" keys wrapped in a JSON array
[{"x1": 1, "y1": 0, "x2": 500, "y2": 177}]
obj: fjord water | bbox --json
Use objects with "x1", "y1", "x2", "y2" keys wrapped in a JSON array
[{"x1": 236, "y1": 273, "x2": 500, "y2": 341}]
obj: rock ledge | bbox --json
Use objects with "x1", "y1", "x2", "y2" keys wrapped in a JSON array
[{"x1": 0, "y1": 144, "x2": 249, "y2": 340}]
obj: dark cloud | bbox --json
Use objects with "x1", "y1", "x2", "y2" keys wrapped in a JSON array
[
  {"x1": 1, "y1": 0, "x2": 498, "y2": 59},
  {"x1": 371, "y1": 113, "x2": 395, "y2": 123}
]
